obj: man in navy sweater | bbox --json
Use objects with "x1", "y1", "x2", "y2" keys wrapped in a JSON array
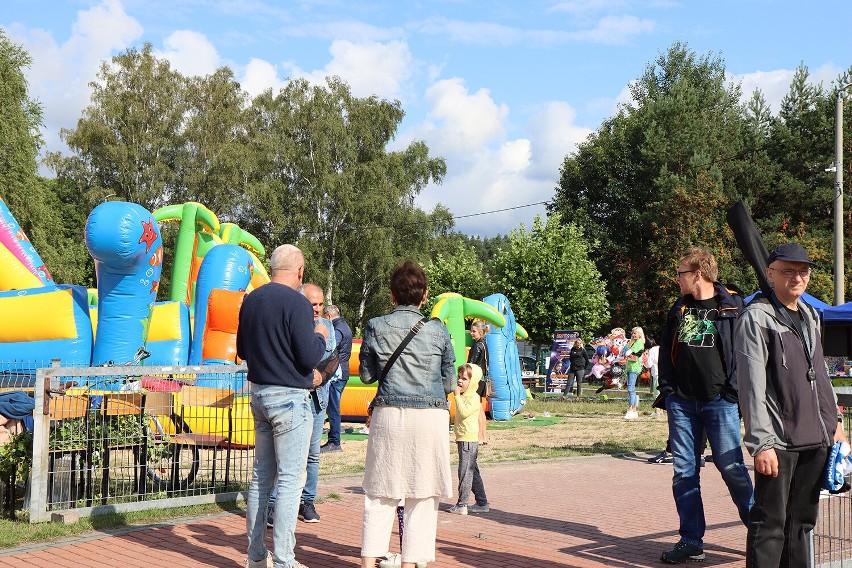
[{"x1": 238, "y1": 244, "x2": 328, "y2": 568}]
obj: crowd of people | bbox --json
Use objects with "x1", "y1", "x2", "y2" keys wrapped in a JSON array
[{"x1": 236, "y1": 241, "x2": 846, "y2": 568}]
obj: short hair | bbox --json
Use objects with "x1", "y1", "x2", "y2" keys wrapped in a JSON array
[
  {"x1": 678, "y1": 247, "x2": 718, "y2": 283},
  {"x1": 270, "y1": 244, "x2": 303, "y2": 272},
  {"x1": 390, "y1": 260, "x2": 427, "y2": 307},
  {"x1": 324, "y1": 304, "x2": 341, "y2": 318},
  {"x1": 632, "y1": 326, "x2": 645, "y2": 341},
  {"x1": 300, "y1": 282, "x2": 323, "y2": 297},
  {"x1": 471, "y1": 320, "x2": 490, "y2": 335}
]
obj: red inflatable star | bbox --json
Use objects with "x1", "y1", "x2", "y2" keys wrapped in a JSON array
[{"x1": 138, "y1": 219, "x2": 157, "y2": 254}]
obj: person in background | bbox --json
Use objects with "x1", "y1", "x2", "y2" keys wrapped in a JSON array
[
  {"x1": 238, "y1": 244, "x2": 328, "y2": 568},
  {"x1": 623, "y1": 327, "x2": 645, "y2": 420},
  {"x1": 448, "y1": 363, "x2": 490, "y2": 515},
  {"x1": 359, "y1": 260, "x2": 455, "y2": 568},
  {"x1": 737, "y1": 243, "x2": 847, "y2": 567},
  {"x1": 322, "y1": 304, "x2": 353, "y2": 453},
  {"x1": 467, "y1": 320, "x2": 490, "y2": 445},
  {"x1": 564, "y1": 338, "x2": 590, "y2": 400},
  {"x1": 644, "y1": 337, "x2": 663, "y2": 418}
]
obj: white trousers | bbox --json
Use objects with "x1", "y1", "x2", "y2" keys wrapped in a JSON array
[{"x1": 361, "y1": 494, "x2": 439, "y2": 563}]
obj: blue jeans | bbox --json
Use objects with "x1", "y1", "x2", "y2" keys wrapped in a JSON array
[
  {"x1": 626, "y1": 371, "x2": 639, "y2": 407},
  {"x1": 302, "y1": 385, "x2": 329, "y2": 503},
  {"x1": 326, "y1": 379, "x2": 347, "y2": 445},
  {"x1": 246, "y1": 385, "x2": 312, "y2": 567},
  {"x1": 667, "y1": 393, "x2": 754, "y2": 547}
]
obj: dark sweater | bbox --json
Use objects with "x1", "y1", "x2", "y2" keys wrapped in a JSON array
[
  {"x1": 236, "y1": 282, "x2": 327, "y2": 388},
  {"x1": 332, "y1": 316, "x2": 353, "y2": 380}
]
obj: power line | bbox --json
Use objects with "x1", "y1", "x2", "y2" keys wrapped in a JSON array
[
  {"x1": 257, "y1": 200, "x2": 551, "y2": 236},
  {"x1": 452, "y1": 201, "x2": 549, "y2": 220}
]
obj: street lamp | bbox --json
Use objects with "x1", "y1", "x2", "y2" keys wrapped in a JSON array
[{"x1": 833, "y1": 83, "x2": 852, "y2": 305}]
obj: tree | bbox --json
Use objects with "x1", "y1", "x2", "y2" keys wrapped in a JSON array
[
  {"x1": 241, "y1": 76, "x2": 447, "y2": 329},
  {"x1": 0, "y1": 30, "x2": 92, "y2": 286},
  {"x1": 47, "y1": 43, "x2": 188, "y2": 211},
  {"x1": 424, "y1": 241, "x2": 489, "y2": 313},
  {"x1": 494, "y1": 213, "x2": 609, "y2": 349},
  {"x1": 551, "y1": 42, "x2": 754, "y2": 326}
]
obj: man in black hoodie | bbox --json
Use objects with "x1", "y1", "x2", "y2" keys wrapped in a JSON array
[{"x1": 657, "y1": 247, "x2": 754, "y2": 564}]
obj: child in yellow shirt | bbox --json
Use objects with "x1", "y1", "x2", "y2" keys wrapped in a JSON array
[{"x1": 449, "y1": 363, "x2": 490, "y2": 515}]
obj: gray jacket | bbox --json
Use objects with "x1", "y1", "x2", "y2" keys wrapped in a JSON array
[
  {"x1": 736, "y1": 293, "x2": 840, "y2": 456},
  {"x1": 360, "y1": 305, "x2": 455, "y2": 409}
]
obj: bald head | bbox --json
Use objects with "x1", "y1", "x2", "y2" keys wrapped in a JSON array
[
  {"x1": 269, "y1": 244, "x2": 304, "y2": 288},
  {"x1": 301, "y1": 283, "x2": 324, "y2": 321}
]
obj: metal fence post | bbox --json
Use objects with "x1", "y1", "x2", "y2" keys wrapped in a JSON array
[{"x1": 29, "y1": 365, "x2": 52, "y2": 523}]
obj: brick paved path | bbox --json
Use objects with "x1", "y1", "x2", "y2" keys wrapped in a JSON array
[{"x1": 0, "y1": 453, "x2": 750, "y2": 567}]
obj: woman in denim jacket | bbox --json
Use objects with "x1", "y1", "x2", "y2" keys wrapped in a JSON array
[{"x1": 359, "y1": 260, "x2": 455, "y2": 568}]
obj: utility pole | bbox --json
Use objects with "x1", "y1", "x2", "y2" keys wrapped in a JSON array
[{"x1": 835, "y1": 86, "x2": 851, "y2": 305}]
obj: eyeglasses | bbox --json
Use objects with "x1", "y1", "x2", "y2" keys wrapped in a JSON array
[
  {"x1": 676, "y1": 269, "x2": 698, "y2": 278},
  {"x1": 769, "y1": 267, "x2": 811, "y2": 278}
]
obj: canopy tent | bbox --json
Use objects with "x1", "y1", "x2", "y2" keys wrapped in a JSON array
[
  {"x1": 823, "y1": 301, "x2": 852, "y2": 357},
  {"x1": 743, "y1": 291, "x2": 832, "y2": 314}
]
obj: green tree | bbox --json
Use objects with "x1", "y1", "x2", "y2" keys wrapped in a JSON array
[
  {"x1": 47, "y1": 43, "x2": 188, "y2": 211},
  {"x1": 551, "y1": 42, "x2": 753, "y2": 327},
  {"x1": 494, "y1": 214, "x2": 609, "y2": 350},
  {"x1": 424, "y1": 241, "x2": 489, "y2": 313},
  {"x1": 0, "y1": 30, "x2": 92, "y2": 285},
  {"x1": 241, "y1": 76, "x2": 447, "y2": 328}
]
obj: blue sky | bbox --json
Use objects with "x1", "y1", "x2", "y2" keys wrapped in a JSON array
[{"x1": 4, "y1": 0, "x2": 852, "y2": 236}]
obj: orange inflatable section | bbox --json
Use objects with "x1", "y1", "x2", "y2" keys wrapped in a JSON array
[{"x1": 201, "y1": 288, "x2": 245, "y2": 363}]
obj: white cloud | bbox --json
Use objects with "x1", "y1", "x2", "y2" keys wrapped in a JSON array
[
  {"x1": 404, "y1": 78, "x2": 590, "y2": 235},
  {"x1": 7, "y1": 0, "x2": 143, "y2": 154},
  {"x1": 277, "y1": 40, "x2": 414, "y2": 101},
  {"x1": 279, "y1": 20, "x2": 404, "y2": 43},
  {"x1": 154, "y1": 30, "x2": 220, "y2": 77},
  {"x1": 550, "y1": 0, "x2": 629, "y2": 15},
  {"x1": 731, "y1": 63, "x2": 844, "y2": 116},
  {"x1": 240, "y1": 58, "x2": 286, "y2": 98},
  {"x1": 412, "y1": 78, "x2": 508, "y2": 157},
  {"x1": 569, "y1": 15, "x2": 655, "y2": 45},
  {"x1": 527, "y1": 101, "x2": 593, "y2": 179}
]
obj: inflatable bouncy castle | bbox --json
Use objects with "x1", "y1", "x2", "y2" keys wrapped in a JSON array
[{"x1": 0, "y1": 198, "x2": 269, "y2": 376}]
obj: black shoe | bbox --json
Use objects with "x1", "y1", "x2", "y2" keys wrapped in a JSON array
[
  {"x1": 320, "y1": 442, "x2": 342, "y2": 453},
  {"x1": 299, "y1": 501, "x2": 320, "y2": 523},
  {"x1": 699, "y1": 456, "x2": 706, "y2": 467},
  {"x1": 648, "y1": 451, "x2": 673, "y2": 464},
  {"x1": 660, "y1": 541, "x2": 705, "y2": 564},
  {"x1": 704, "y1": 454, "x2": 713, "y2": 463}
]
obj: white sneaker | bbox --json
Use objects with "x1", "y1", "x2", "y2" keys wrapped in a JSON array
[
  {"x1": 246, "y1": 554, "x2": 308, "y2": 568},
  {"x1": 379, "y1": 553, "x2": 401, "y2": 567},
  {"x1": 624, "y1": 410, "x2": 639, "y2": 420},
  {"x1": 378, "y1": 553, "x2": 426, "y2": 568},
  {"x1": 245, "y1": 553, "x2": 273, "y2": 568},
  {"x1": 448, "y1": 504, "x2": 468, "y2": 515}
]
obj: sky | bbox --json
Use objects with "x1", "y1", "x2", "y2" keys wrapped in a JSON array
[{"x1": 3, "y1": 0, "x2": 852, "y2": 236}]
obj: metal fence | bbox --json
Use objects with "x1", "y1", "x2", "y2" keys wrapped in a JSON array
[
  {"x1": 28, "y1": 362, "x2": 253, "y2": 523},
  {"x1": 812, "y1": 399, "x2": 852, "y2": 566}
]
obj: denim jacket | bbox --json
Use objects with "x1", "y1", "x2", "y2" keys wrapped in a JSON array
[
  {"x1": 360, "y1": 305, "x2": 455, "y2": 409},
  {"x1": 312, "y1": 318, "x2": 337, "y2": 413}
]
